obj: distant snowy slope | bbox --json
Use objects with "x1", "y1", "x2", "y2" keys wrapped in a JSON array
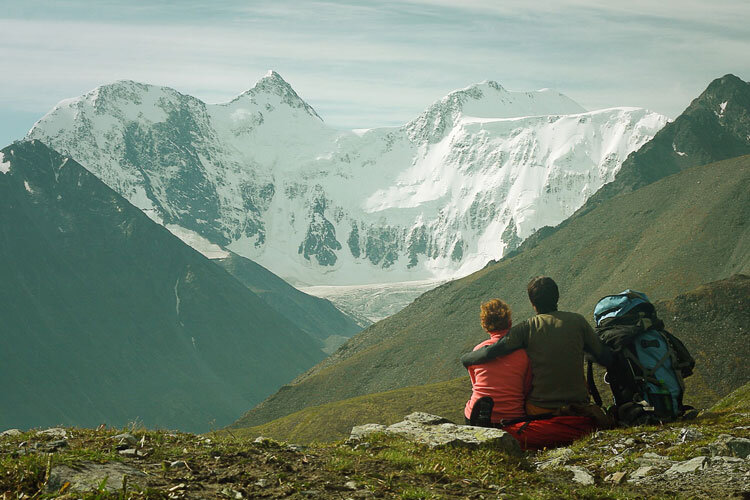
[{"x1": 28, "y1": 72, "x2": 667, "y2": 285}]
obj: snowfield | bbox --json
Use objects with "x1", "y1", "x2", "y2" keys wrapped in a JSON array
[{"x1": 28, "y1": 71, "x2": 667, "y2": 290}]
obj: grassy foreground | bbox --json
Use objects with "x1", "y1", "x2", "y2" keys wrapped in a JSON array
[{"x1": 2, "y1": 384, "x2": 747, "y2": 499}]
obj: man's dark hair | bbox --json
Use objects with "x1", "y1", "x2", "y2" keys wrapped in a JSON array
[{"x1": 527, "y1": 276, "x2": 559, "y2": 314}]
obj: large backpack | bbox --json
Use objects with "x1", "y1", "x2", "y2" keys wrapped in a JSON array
[{"x1": 588, "y1": 290, "x2": 695, "y2": 425}]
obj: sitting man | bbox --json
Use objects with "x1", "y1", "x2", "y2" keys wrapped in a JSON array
[
  {"x1": 462, "y1": 276, "x2": 613, "y2": 448},
  {"x1": 465, "y1": 299, "x2": 531, "y2": 425}
]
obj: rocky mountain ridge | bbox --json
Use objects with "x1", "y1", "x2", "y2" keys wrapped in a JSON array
[
  {"x1": 27, "y1": 72, "x2": 666, "y2": 286},
  {"x1": 509, "y1": 73, "x2": 750, "y2": 258}
]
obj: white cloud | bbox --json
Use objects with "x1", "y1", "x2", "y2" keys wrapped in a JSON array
[{"x1": 0, "y1": 0, "x2": 748, "y2": 131}]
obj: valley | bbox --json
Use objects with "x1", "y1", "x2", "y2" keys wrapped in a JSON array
[{"x1": 299, "y1": 279, "x2": 445, "y2": 323}]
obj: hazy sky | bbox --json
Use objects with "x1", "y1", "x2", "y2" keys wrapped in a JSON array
[{"x1": 2, "y1": 0, "x2": 749, "y2": 146}]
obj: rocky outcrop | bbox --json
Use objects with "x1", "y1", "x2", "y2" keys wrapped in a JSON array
[
  {"x1": 348, "y1": 412, "x2": 522, "y2": 455},
  {"x1": 530, "y1": 425, "x2": 750, "y2": 497},
  {"x1": 47, "y1": 462, "x2": 146, "y2": 493}
]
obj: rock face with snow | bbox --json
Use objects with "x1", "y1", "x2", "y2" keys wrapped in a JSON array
[{"x1": 28, "y1": 72, "x2": 667, "y2": 285}]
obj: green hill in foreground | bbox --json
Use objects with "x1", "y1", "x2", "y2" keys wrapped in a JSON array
[
  {"x1": 233, "y1": 154, "x2": 750, "y2": 430},
  {"x1": 232, "y1": 275, "x2": 750, "y2": 444},
  {"x1": 2, "y1": 383, "x2": 748, "y2": 499}
]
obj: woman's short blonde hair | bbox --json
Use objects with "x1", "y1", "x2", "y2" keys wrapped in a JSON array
[{"x1": 480, "y1": 299, "x2": 512, "y2": 332}]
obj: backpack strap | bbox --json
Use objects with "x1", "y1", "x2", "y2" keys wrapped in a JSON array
[
  {"x1": 661, "y1": 329, "x2": 693, "y2": 413},
  {"x1": 587, "y1": 359, "x2": 603, "y2": 407}
]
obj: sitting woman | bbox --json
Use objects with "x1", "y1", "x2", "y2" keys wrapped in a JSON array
[
  {"x1": 465, "y1": 298, "x2": 601, "y2": 450},
  {"x1": 464, "y1": 299, "x2": 531, "y2": 425}
]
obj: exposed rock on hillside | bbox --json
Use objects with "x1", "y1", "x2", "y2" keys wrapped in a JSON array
[
  {"x1": 3, "y1": 384, "x2": 747, "y2": 500},
  {"x1": 349, "y1": 412, "x2": 522, "y2": 454}
]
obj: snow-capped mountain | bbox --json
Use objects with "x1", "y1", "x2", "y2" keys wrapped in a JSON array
[{"x1": 28, "y1": 71, "x2": 667, "y2": 285}]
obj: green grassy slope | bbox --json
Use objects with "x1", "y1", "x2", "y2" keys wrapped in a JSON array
[
  {"x1": 232, "y1": 275, "x2": 750, "y2": 443},
  {"x1": 233, "y1": 378, "x2": 470, "y2": 443},
  {"x1": 653, "y1": 274, "x2": 750, "y2": 409},
  {"x1": 215, "y1": 252, "x2": 365, "y2": 350},
  {"x1": 0, "y1": 140, "x2": 326, "y2": 433},
  {"x1": 233, "y1": 154, "x2": 750, "y2": 429},
  {"x1": 710, "y1": 381, "x2": 750, "y2": 412}
]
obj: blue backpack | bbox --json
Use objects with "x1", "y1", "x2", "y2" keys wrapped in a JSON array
[{"x1": 588, "y1": 290, "x2": 695, "y2": 425}]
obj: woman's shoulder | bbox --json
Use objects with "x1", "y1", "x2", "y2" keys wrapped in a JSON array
[{"x1": 472, "y1": 339, "x2": 496, "y2": 351}]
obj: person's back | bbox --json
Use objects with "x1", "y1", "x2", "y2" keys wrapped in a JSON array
[
  {"x1": 464, "y1": 299, "x2": 531, "y2": 423},
  {"x1": 462, "y1": 277, "x2": 612, "y2": 414},
  {"x1": 465, "y1": 330, "x2": 530, "y2": 421},
  {"x1": 512, "y1": 310, "x2": 599, "y2": 412}
]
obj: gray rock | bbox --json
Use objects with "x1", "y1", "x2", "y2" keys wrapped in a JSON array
[
  {"x1": 710, "y1": 456, "x2": 744, "y2": 464},
  {"x1": 679, "y1": 427, "x2": 704, "y2": 443},
  {"x1": 36, "y1": 428, "x2": 67, "y2": 439},
  {"x1": 44, "y1": 439, "x2": 68, "y2": 451},
  {"x1": 118, "y1": 448, "x2": 151, "y2": 458},
  {"x1": 537, "y1": 448, "x2": 574, "y2": 470},
  {"x1": 667, "y1": 456, "x2": 708, "y2": 474},
  {"x1": 46, "y1": 462, "x2": 146, "y2": 493},
  {"x1": 604, "y1": 471, "x2": 627, "y2": 484},
  {"x1": 0, "y1": 429, "x2": 22, "y2": 437},
  {"x1": 603, "y1": 455, "x2": 626, "y2": 469},
  {"x1": 344, "y1": 480, "x2": 359, "y2": 490},
  {"x1": 348, "y1": 424, "x2": 386, "y2": 442},
  {"x1": 564, "y1": 465, "x2": 595, "y2": 485},
  {"x1": 628, "y1": 466, "x2": 656, "y2": 482},
  {"x1": 385, "y1": 418, "x2": 521, "y2": 454},
  {"x1": 253, "y1": 436, "x2": 274, "y2": 445},
  {"x1": 624, "y1": 438, "x2": 637, "y2": 446},
  {"x1": 402, "y1": 412, "x2": 452, "y2": 426},
  {"x1": 349, "y1": 413, "x2": 521, "y2": 455},
  {"x1": 636, "y1": 452, "x2": 673, "y2": 466},
  {"x1": 221, "y1": 487, "x2": 243, "y2": 499},
  {"x1": 110, "y1": 433, "x2": 138, "y2": 446},
  {"x1": 254, "y1": 478, "x2": 270, "y2": 488},
  {"x1": 709, "y1": 434, "x2": 750, "y2": 459}
]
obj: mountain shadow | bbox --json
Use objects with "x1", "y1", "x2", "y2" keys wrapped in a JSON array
[
  {"x1": 0, "y1": 140, "x2": 326, "y2": 433},
  {"x1": 215, "y1": 252, "x2": 366, "y2": 353}
]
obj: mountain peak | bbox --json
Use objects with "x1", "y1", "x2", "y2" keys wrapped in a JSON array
[
  {"x1": 696, "y1": 73, "x2": 750, "y2": 107},
  {"x1": 404, "y1": 79, "x2": 585, "y2": 143},
  {"x1": 236, "y1": 71, "x2": 322, "y2": 121},
  {"x1": 705, "y1": 73, "x2": 747, "y2": 92},
  {"x1": 256, "y1": 70, "x2": 292, "y2": 89}
]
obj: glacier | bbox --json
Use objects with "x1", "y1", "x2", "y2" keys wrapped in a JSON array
[{"x1": 27, "y1": 71, "x2": 667, "y2": 289}]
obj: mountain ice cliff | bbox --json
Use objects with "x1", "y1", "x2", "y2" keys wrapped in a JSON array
[{"x1": 28, "y1": 71, "x2": 667, "y2": 285}]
